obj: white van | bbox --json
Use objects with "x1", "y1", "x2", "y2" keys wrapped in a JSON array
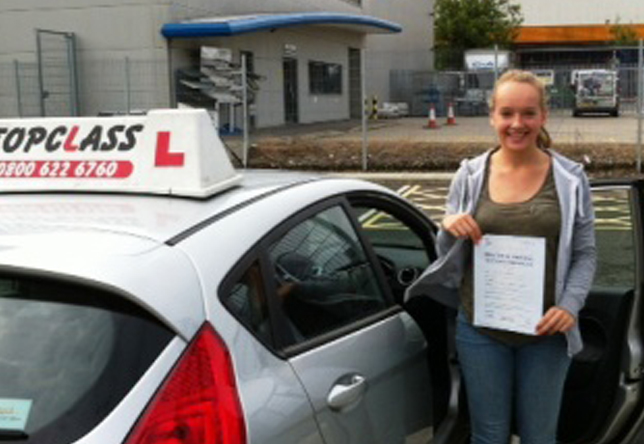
[{"x1": 571, "y1": 69, "x2": 619, "y2": 117}]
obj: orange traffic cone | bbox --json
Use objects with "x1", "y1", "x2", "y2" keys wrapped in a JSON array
[
  {"x1": 446, "y1": 102, "x2": 457, "y2": 125},
  {"x1": 425, "y1": 104, "x2": 440, "y2": 129}
]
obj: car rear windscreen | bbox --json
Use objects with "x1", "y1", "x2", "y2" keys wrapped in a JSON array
[{"x1": 0, "y1": 276, "x2": 174, "y2": 443}]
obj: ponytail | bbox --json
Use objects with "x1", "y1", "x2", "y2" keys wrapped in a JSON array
[{"x1": 537, "y1": 127, "x2": 552, "y2": 149}]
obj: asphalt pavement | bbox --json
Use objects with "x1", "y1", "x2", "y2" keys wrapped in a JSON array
[
  {"x1": 355, "y1": 113, "x2": 642, "y2": 145},
  {"x1": 250, "y1": 112, "x2": 642, "y2": 145}
]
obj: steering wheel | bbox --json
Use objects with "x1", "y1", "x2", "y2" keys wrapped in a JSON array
[
  {"x1": 274, "y1": 251, "x2": 316, "y2": 284},
  {"x1": 376, "y1": 254, "x2": 420, "y2": 304}
]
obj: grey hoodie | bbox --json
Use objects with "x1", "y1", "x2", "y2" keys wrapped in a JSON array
[{"x1": 406, "y1": 149, "x2": 596, "y2": 356}]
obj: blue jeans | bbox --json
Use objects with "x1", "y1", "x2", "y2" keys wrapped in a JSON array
[{"x1": 455, "y1": 312, "x2": 571, "y2": 444}]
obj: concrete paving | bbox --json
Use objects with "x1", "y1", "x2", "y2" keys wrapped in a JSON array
[{"x1": 244, "y1": 112, "x2": 642, "y2": 145}]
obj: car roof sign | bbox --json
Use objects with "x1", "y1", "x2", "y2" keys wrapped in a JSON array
[{"x1": 0, "y1": 109, "x2": 242, "y2": 198}]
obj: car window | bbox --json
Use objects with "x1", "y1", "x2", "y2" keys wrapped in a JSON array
[
  {"x1": 222, "y1": 260, "x2": 273, "y2": 346},
  {"x1": 592, "y1": 187, "x2": 635, "y2": 288},
  {"x1": 352, "y1": 204, "x2": 432, "y2": 303},
  {"x1": 0, "y1": 276, "x2": 173, "y2": 444},
  {"x1": 267, "y1": 205, "x2": 387, "y2": 346}
]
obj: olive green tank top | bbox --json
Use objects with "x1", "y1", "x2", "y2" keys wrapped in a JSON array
[{"x1": 460, "y1": 159, "x2": 561, "y2": 345}]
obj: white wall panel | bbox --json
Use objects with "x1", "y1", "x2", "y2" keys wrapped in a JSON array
[
  {"x1": 365, "y1": 0, "x2": 434, "y2": 101},
  {"x1": 0, "y1": 1, "x2": 162, "y2": 59},
  {"x1": 516, "y1": 0, "x2": 644, "y2": 26}
]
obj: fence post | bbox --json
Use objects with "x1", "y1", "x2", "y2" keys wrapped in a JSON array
[
  {"x1": 125, "y1": 57, "x2": 132, "y2": 114},
  {"x1": 67, "y1": 32, "x2": 80, "y2": 116},
  {"x1": 36, "y1": 30, "x2": 45, "y2": 116},
  {"x1": 361, "y1": 48, "x2": 368, "y2": 171},
  {"x1": 14, "y1": 60, "x2": 23, "y2": 117},
  {"x1": 242, "y1": 53, "x2": 249, "y2": 168},
  {"x1": 638, "y1": 40, "x2": 643, "y2": 174},
  {"x1": 494, "y1": 44, "x2": 499, "y2": 82}
]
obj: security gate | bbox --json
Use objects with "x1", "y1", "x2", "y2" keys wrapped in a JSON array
[{"x1": 36, "y1": 29, "x2": 79, "y2": 116}]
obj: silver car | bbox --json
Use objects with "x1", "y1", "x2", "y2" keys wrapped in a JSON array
[{"x1": 0, "y1": 169, "x2": 440, "y2": 444}]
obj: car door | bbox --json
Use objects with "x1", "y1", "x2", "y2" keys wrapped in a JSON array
[
  {"x1": 260, "y1": 196, "x2": 436, "y2": 444},
  {"x1": 556, "y1": 180, "x2": 644, "y2": 444},
  {"x1": 344, "y1": 192, "x2": 455, "y2": 432}
]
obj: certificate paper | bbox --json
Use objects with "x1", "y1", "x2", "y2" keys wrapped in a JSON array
[{"x1": 474, "y1": 235, "x2": 545, "y2": 335}]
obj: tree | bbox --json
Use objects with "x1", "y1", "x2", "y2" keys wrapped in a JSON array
[
  {"x1": 434, "y1": 0, "x2": 523, "y2": 69},
  {"x1": 610, "y1": 17, "x2": 638, "y2": 46}
]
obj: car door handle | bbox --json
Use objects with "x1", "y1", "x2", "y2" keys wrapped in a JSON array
[{"x1": 327, "y1": 374, "x2": 367, "y2": 411}]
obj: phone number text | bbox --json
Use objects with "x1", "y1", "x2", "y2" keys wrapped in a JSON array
[{"x1": 0, "y1": 161, "x2": 134, "y2": 178}]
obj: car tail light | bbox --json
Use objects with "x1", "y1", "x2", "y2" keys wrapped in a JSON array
[{"x1": 124, "y1": 323, "x2": 246, "y2": 444}]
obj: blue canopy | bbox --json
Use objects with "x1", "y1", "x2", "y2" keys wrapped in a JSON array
[{"x1": 161, "y1": 12, "x2": 402, "y2": 38}]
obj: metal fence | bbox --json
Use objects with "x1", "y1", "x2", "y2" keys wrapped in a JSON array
[
  {"x1": 78, "y1": 58, "x2": 168, "y2": 116},
  {"x1": 3, "y1": 53, "x2": 640, "y2": 121},
  {"x1": 14, "y1": 61, "x2": 41, "y2": 117},
  {"x1": 36, "y1": 29, "x2": 79, "y2": 117},
  {"x1": 0, "y1": 62, "x2": 21, "y2": 118},
  {"x1": 391, "y1": 64, "x2": 643, "y2": 118},
  {"x1": 0, "y1": 57, "x2": 168, "y2": 119}
]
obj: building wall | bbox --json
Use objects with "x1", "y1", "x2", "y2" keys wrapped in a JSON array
[
  {"x1": 0, "y1": 0, "x2": 432, "y2": 124},
  {"x1": 170, "y1": 0, "x2": 361, "y2": 20},
  {"x1": 515, "y1": 0, "x2": 644, "y2": 26},
  {"x1": 364, "y1": 0, "x2": 434, "y2": 101},
  {"x1": 0, "y1": 0, "x2": 168, "y2": 61},
  {"x1": 171, "y1": 0, "x2": 423, "y2": 104},
  {"x1": 0, "y1": 0, "x2": 172, "y2": 116},
  {"x1": 171, "y1": 27, "x2": 362, "y2": 127},
  {"x1": 510, "y1": 0, "x2": 644, "y2": 70}
]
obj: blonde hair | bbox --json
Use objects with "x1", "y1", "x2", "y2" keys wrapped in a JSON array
[{"x1": 490, "y1": 69, "x2": 552, "y2": 149}]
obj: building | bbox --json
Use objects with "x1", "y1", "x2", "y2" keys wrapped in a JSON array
[
  {"x1": 512, "y1": 0, "x2": 644, "y2": 67},
  {"x1": 0, "y1": 0, "x2": 434, "y2": 128}
]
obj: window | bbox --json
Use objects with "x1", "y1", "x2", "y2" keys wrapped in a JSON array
[
  {"x1": 267, "y1": 206, "x2": 386, "y2": 346},
  {"x1": 222, "y1": 261, "x2": 272, "y2": 345},
  {"x1": 309, "y1": 61, "x2": 342, "y2": 94},
  {"x1": 352, "y1": 204, "x2": 432, "y2": 303},
  {"x1": 0, "y1": 276, "x2": 172, "y2": 444},
  {"x1": 591, "y1": 188, "x2": 635, "y2": 288}
]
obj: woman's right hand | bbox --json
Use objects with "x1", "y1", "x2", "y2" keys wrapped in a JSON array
[{"x1": 441, "y1": 214, "x2": 483, "y2": 244}]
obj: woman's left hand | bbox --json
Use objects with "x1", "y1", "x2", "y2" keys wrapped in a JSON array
[{"x1": 536, "y1": 307, "x2": 576, "y2": 335}]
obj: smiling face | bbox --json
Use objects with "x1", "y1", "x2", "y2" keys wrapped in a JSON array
[{"x1": 490, "y1": 80, "x2": 547, "y2": 152}]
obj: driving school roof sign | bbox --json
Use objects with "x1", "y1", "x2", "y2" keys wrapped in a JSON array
[{"x1": 0, "y1": 109, "x2": 242, "y2": 198}]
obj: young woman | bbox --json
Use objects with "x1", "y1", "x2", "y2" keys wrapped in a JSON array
[{"x1": 407, "y1": 70, "x2": 596, "y2": 444}]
